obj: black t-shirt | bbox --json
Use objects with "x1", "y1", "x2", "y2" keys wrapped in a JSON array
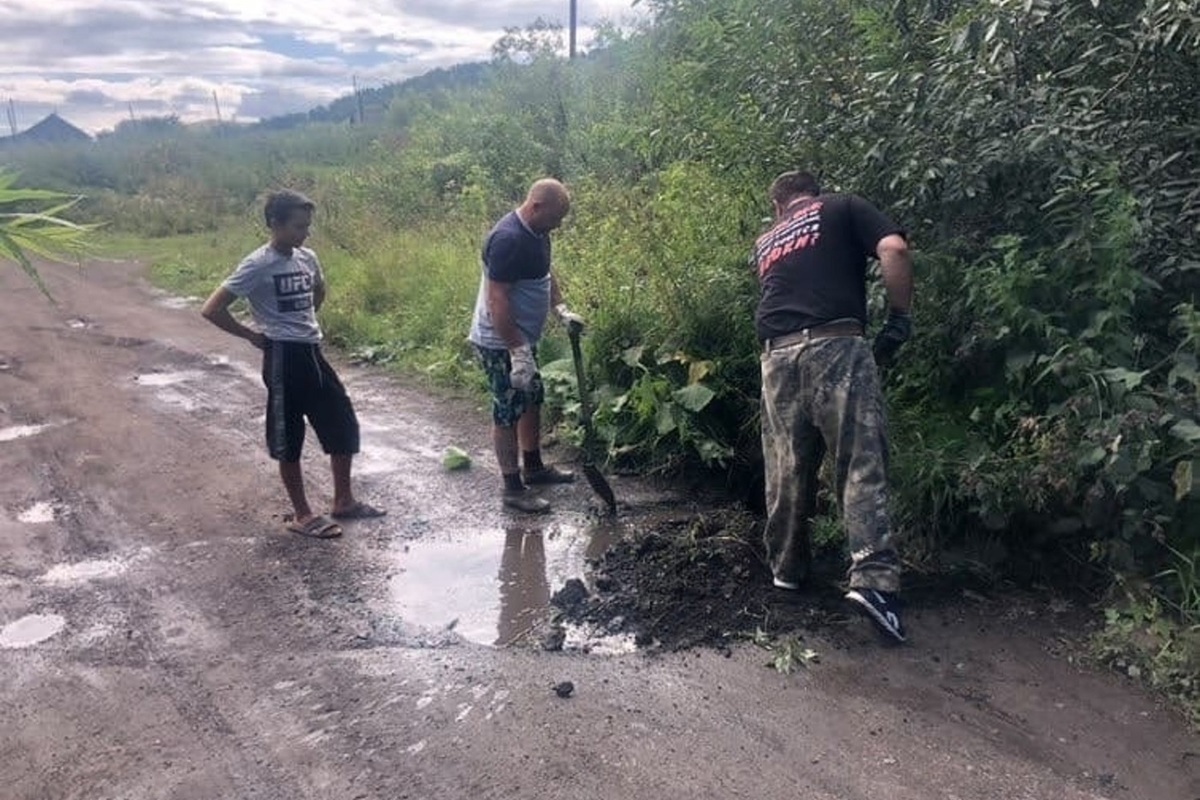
[{"x1": 751, "y1": 193, "x2": 904, "y2": 341}]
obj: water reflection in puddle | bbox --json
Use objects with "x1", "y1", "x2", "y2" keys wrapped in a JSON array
[
  {"x1": 0, "y1": 613, "x2": 66, "y2": 648},
  {"x1": 133, "y1": 370, "x2": 206, "y2": 387},
  {"x1": 18, "y1": 501, "x2": 57, "y2": 524},
  {"x1": 0, "y1": 420, "x2": 72, "y2": 442},
  {"x1": 389, "y1": 519, "x2": 619, "y2": 648}
]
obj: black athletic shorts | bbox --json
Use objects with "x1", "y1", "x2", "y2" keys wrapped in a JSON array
[{"x1": 261, "y1": 340, "x2": 360, "y2": 462}]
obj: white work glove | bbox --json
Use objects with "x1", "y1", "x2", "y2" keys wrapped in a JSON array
[
  {"x1": 555, "y1": 303, "x2": 585, "y2": 333},
  {"x1": 508, "y1": 344, "x2": 537, "y2": 391}
]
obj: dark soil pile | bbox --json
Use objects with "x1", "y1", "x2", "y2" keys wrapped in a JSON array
[{"x1": 552, "y1": 509, "x2": 847, "y2": 650}]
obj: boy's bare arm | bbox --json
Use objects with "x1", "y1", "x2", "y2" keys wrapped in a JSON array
[{"x1": 200, "y1": 287, "x2": 266, "y2": 349}]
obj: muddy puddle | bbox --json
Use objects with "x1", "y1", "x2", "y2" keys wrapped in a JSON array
[
  {"x1": 0, "y1": 421, "x2": 72, "y2": 442},
  {"x1": 0, "y1": 613, "x2": 66, "y2": 649},
  {"x1": 113, "y1": 331, "x2": 784, "y2": 655},
  {"x1": 17, "y1": 502, "x2": 57, "y2": 524},
  {"x1": 40, "y1": 553, "x2": 143, "y2": 586},
  {"x1": 387, "y1": 516, "x2": 633, "y2": 651},
  {"x1": 385, "y1": 505, "x2": 859, "y2": 654}
]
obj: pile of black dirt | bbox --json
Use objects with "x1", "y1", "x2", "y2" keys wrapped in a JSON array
[{"x1": 552, "y1": 509, "x2": 850, "y2": 651}]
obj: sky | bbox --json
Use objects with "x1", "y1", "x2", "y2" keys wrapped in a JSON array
[{"x1": 0, "y1": 0, "x2": 643, "y2": 135}]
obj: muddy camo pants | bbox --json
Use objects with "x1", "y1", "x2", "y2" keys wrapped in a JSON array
[{"x1": 760, "y1": 335, "x2": 901, "y2": 592}]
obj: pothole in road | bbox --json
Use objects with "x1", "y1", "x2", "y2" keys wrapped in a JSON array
[
  {"x1": 39, "y1": 550, "x2": 149, "y2": 586},
  {"x1": 18, "y1": 501, "x2": 57, "y2": 524},
  {"x1": 388, "y1": 518, "x2": 634, "y2": 652},
  {"x1": 0, "y1": 419, "x2": 73, "y2": 442},
  {"x1": 0, "y1": 613, "x2": 66, "y2": 648},
  {"x1": 132, "y1": 369, "x2": 243, "y2": 414},
  {"x1": 157, "y1": 296, "x2": 200, "y2": 310},
  {"x1": 133, "y1": 370, "x2": 207, "y2": 388}
]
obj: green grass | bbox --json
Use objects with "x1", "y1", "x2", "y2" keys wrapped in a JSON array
[
  {"x1": 95, "y1": 227, "x2": 260, "y2": 298},
  {"x1": 97, "y1": 220, "x2": 503, "y2": 390},
  {"x1": 317, "y1": 223, "x2": 486, "y2": 382},
  {"x1": 1093, "y1": 592, "x2": 1200, "y2": 728}
]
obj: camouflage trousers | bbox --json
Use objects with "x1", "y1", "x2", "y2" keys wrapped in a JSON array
[{"x1": 760, "y1": 334, "x2": 901, "y2": 592}]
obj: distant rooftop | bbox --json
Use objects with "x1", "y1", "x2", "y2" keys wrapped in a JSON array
[{"x1": 0, "y1": 112, "x2": 92, "y2": 147}]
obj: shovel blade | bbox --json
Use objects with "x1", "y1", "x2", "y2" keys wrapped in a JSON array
[{"x1": 583, "y1": 462, "x2": 617, "y2": 514}]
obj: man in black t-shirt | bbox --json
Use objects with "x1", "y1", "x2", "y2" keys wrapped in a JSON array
[{"x1": 751, "y1": 170, "x2": 914, "y2": 643}]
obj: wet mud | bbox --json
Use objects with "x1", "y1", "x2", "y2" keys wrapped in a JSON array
[{"x1": 549, "y1": 508, "x2": 852, "y2": 651}]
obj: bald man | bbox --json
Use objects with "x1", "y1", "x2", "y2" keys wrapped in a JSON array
[{"x1": 468, "y1": 178, "x2": 586, "y2": 513}]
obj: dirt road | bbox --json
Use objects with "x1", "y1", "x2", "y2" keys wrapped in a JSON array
[{"x1": 1, "y1": 260, "x2": 1196, "y2": 800}]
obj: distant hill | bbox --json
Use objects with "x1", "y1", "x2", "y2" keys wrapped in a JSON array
[
  {"x1": 254, "y1": 61, "x2": 492, "y2": 131},
  {"x1": 0, "y1": 113, "x2": 91, "y2": 148}
]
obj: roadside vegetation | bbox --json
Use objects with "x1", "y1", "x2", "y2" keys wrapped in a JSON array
[
  {"x1": 3, "y1": 0, "x2": 1196, "y2": 720},
  {"x1": 0, "y1": 170, "x2": 93, "y2": 297}
]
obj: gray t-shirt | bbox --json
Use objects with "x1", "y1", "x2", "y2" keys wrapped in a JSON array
[{"x1": 223, "y1": 244, "x2": 324, "y2": 344}]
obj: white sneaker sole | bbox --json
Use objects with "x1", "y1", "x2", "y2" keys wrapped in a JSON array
[
  {"x1": 845, "y1": 589, "x2": 906, "y2": 643},
  {"x1": 772, "y1": 577, "x2": 800, "y2": 591}
]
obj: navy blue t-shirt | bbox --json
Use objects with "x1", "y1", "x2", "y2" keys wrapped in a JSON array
[
  {"x1": 469, "y1": 211, "x2": 554, "y2": 349},
  {"x1": 483, "y1": 211, "x2": 551, "y2": 281},
  {"x1": 751, "y1": 193, "x2": 905, "y2": 341}
]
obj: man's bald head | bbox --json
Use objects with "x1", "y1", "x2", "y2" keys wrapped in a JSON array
[
  {"x1": 527, "y1": 178, "x2": 570, "y2": 206},
  {"x1": 520, "y1": 178, "x2": 571, "y2": 233}
]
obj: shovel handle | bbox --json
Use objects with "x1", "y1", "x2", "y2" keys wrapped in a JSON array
[
  {"x1": 568, "y1": 327, "x2": 595, "y2": 427},
  {"x1": 568, "y1": 327, "x2": 618, "y2": 514}
]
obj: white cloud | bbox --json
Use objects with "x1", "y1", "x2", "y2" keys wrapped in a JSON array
[{"x1": 0, "y1": 0, "x2": 644, "y2": 134}]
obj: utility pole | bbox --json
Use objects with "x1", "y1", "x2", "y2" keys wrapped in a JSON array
[
  {"x1": 127, "y1": 102, "x2": 136, "y2": 123},
  {"x1": 353, "y1": 75, "x2": 365, "y2": 125},
  {"x1": 212, "y1": 91, "x2": 223, "y2": 125},
  {"x1": 569, "y1": 0, "x2": 578, "y2": 59}
]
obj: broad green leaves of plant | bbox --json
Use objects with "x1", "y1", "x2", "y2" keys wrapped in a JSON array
[{"x1": 0, "y1": 170, "x2": 95, "y2": 298}]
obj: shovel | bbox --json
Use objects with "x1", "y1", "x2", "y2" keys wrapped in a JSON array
[{"x1": 567, "y1": 323, "x2": 617, "y2": 514}]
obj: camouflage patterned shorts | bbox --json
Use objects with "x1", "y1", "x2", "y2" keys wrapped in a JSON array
[{"x1": 475, "y1": 345, "x2": 545, "y2": 427}]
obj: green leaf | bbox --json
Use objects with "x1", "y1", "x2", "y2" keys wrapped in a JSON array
[
  {"x1": 442, "y1": 446, "x2": 472, "y2": 471},
  {"x1": 538, "y1": 358, "x2": 574, "y2": 377},
  {"x1": 1173, "y1": 460, "x2": 1195, "y2": 502},
  {"x1": 1079, "y1": 445, "x2": 1108, "y2": 468},
  {"x1": 1169, "y1": 419, "x2": 1200, "y2": 443},
  {"x1": 1168, "y1": 354, "x2": 1198, "y2": 388},
  {"x1": 688, "y1": 360, "x2": 714, "y2": 385},
  {"x1": 1100, "y1": 368, "x2": 1148, "y2": 391},
  {"x1": 620, "y1": 345, "x2": 644, "y2": 368},
  {"x1": 673, "y1": 383, "x2": 716, "y2": 413},
  {"x1": 1005, "y1": 351, "x2": 1038, "y2": 373},
  {"x1": 0, "y1": 171, "x2": 94, "y2": 299},
  {"x1": 655, "y1": 403, "x2": 678, "y2": 435}
]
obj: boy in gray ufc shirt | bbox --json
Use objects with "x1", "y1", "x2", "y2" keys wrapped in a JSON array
[{"x1": 201, "y1": 190, "x2": 384, "y2": 538}]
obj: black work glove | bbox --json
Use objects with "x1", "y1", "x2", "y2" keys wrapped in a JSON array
[{"x1": 873, "y1": 310, "x2": 913, "y2": 368}]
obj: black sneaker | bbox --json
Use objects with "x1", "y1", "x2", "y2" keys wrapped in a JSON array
[
  {"x1": 523, "y1": 465, "x2": 576, "y2": 485},
  {"x1": 502, "y1": 487, "x2": 551, "y2": 514},
  {"x1": 845, "y1": 589, "x2": 906, "y2": 643}
]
